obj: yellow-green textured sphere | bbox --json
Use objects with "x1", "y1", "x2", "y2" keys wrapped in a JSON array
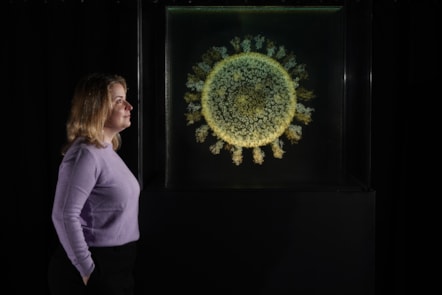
[{"x1": 201, "y1": 52, "x2": 297, "y2": 148}]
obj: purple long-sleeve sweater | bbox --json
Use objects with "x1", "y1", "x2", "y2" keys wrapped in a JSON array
[{"x1": 51, "y1": 138, "x2": 140, "y2": 277}]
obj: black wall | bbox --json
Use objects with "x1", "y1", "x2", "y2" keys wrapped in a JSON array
[{"x1": 5, "y1": 0, "x2": 436, "y2": 294}]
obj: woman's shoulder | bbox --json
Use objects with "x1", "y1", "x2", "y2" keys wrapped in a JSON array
[
  {"x1": 71, "y1": 137, "x2": 111, "y2": 150},
  {"x1": 62, "y1": 138, "x2": 111, "y2": 169},
  {"x1": 65, "y1": 138, "x2": 107, "y2": 157}
]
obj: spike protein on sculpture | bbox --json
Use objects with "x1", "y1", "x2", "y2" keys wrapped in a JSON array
[{"x1": 184, "y1": 34, "x2": 316, "y2": 165}]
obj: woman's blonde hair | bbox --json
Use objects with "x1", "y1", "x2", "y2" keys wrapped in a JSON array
[{"x1": 61, "y1": 73, "x2": 128, "y2": 155}]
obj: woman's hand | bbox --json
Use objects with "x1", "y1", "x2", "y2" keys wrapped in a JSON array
[{"x1": 82, "y1": 276, "x2": 90, "y2": 286}]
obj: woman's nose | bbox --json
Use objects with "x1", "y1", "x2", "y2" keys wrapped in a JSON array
[{"x1": 125, "y1": 101, "x2": 133, "y2": 110}]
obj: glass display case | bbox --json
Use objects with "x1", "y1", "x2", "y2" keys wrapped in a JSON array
[
  {"x1": 141, "y1": 0, "x2": 372, "y2": 191},
  {"x1": 138, "y1": 3, "x2": 375, "y2": 293}
]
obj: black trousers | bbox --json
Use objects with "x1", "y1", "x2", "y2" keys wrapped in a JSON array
[{"x1": 48, "y1": 241, "x2": 137, "y2": 295}]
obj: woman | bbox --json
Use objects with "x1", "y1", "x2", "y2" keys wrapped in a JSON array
[{"x1": 48, "y1": 73, "x2": 140, "y2": 295}]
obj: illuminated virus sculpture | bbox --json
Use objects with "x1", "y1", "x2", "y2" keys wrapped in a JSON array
[{"x1": 184, "y1": 34, "x2": 316, "y2": 165}]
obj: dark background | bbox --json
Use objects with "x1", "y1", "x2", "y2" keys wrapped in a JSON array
[{"x1": 4, "y1": 0, "x2": 437, "y2": 294}]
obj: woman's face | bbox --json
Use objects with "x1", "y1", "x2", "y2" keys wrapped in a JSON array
[{"x1": 104, "y1": 83, "x2": 133, "y2": 134}]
